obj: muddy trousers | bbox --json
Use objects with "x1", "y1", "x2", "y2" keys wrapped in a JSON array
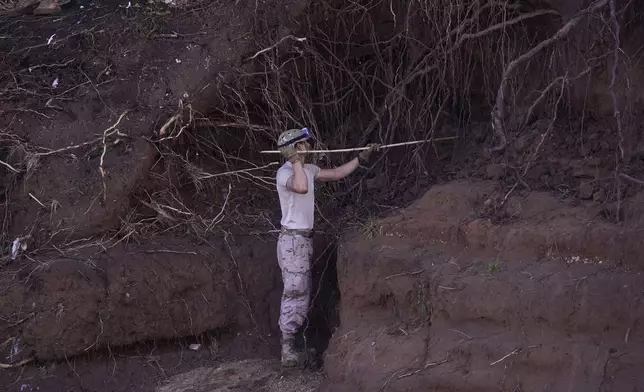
[{"x1": 277, "y1": 233, "x2": 313, "y2": 335}]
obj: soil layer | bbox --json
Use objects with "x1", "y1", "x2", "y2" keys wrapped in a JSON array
[{"x1": 322, "y1": 181, "x2": 644, "y2": 392}]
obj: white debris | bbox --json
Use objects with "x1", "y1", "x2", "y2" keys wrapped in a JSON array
[
  {"x1": 52, "y1": 77, "x2": 59, "y2": 89},
  {"x1": 188, "y1": 343, "x2": 201, "y2": 351},
  {"x1": 8, "y1": 338, "x2": 20, "y2": 360},
  {"x1": 47, "y1": 34, "x2": 56, "y2": 45},
  {"x1": 11, "y1": 238, "x2": 20, "y2": 260},
  {"x1": 175, "y1": 58, "x2": 182, "y2": 64}
]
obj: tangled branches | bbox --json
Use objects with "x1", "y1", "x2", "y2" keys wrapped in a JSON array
[
  {"x1": 209, "y1": 0, "x2": 567, "y2": 204},
  {"x1": 200, "y1": 0, "x2": 639, "y2": 218}
]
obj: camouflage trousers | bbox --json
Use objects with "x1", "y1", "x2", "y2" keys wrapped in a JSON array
[{"x1": 277, "y1": 233, "x2": 313, "y2": 335}]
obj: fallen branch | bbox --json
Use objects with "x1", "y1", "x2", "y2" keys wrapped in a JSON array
[{"x1": 491, "y1": 0, "x2": 609, "y2": 152}]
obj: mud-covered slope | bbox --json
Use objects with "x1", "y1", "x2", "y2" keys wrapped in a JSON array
[{"x1": 322, "y1": 181, "x2": 644, "y2": 392}]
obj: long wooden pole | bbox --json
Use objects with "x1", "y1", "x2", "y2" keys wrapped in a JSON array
[{"x1": 260, "y1": 136, "x2": 458, "y2": 154}]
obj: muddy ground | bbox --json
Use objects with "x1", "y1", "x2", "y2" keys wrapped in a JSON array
[{"x1": 2, "y1": 0, "x2": 644, "y2": 391}]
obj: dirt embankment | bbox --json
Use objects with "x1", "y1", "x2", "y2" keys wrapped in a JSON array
[
  {"x1": 0, "y1": 0, "x2": 319, "y2": 367},
  {"x1": 0, "y1": 236, "x2": 281, "y2": 362},
  {"x1": 4, "y1": 0, "x2": 644, "y2": 390},
  {"x1": 322, "y1": 181, "x2": 644, "y2": 392}
]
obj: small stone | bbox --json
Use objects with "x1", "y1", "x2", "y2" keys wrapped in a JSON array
[
  {"x1": 579, "y1": 181, "x2": 595, "y2": 199},
  {"x1": 485, "y1": 164, "x2": 505, "y2": 180}
]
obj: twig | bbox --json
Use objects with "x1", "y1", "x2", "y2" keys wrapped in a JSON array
[
  {"x1": 608, "y1": 0, "x2": 624, "y2": 222},
  {"x1": 490, "y1": 348, "x2": 521, "y2": 366},
  {"x1": 608, "y1": 0, "x2": 623, "y2": 161},
  {"x1": 0, "y1": 158, "x2": 19, "y2": 173},
  {"x1": 24, "y1": 59, "x2": 74, "y2": 73},
  {"x1": 0, "y1": 357, "x2": 34, "y2": 369},
  {"x1": 491, "y1": 0, "x2": 608, "y2": 151},
  {"x1": 157, "y1": 113, "x2": 181, "y2": 137},
  {"x1": 260, "y1": 136, "x2": 458, "y2": 154},
  {"x1": 28, "y1": 193, "x2": 46, "y2": 208},
  {"x1": 523, "y1": 66, "x2": 594, "y2": 127},
  {"x1": 385, "y1": 269, "x2": 425, "y2": 280},
  {"x1": 192, "y1": 162, "x2": 280, "y2": 179},
  {"x1": 490, "y1": 344, "x2": 541, "y2": 366},
  {"x1": 396, "y1": 358, "x2": 449, "y2": 379},
  {"x1": 247, "y1": 35, "x2": 307, "y2": 60},
  {"x1": 619, "y1": 173, "x2": 644, "y2": 186},
  {"x1": 206, "y1": 183, "x2": 231, "y2": 232},
  {"x1": 521, "y1": 75, "x2": 567, "y2": 177},
  {"x1": 99, "y1": 111, "x2": 129, "y2": 203},
  {"x1": 142, "y1": 250, "x2": 198, "y2": 255}
]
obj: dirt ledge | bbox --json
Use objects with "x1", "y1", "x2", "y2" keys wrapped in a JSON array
[{"x1": 322, "y1": 180, "x2": 644, "y2": 392}]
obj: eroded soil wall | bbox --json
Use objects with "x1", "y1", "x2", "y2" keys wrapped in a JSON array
[{"x1": 323, "y1": 181, "x2": 644, "y2": 391}]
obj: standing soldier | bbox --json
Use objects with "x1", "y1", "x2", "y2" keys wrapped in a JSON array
[{"x1": 275, "y1": 127, "x2": 379, "y2": 367}]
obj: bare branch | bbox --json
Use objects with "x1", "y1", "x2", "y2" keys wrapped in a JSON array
[
  {"x1": 0, "y1": 158, "x2": 19, "y2": 173},
  {"x1": 491, "y1": 0, "x2": 609, "y2": 152},
  {"x1": 99, "y1": 111, "x2": 129, "y2": 203}
]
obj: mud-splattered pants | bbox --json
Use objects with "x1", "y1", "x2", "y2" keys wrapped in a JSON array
[{"x1": 277, "y1": 232, "x2": 313, "y2": 335}]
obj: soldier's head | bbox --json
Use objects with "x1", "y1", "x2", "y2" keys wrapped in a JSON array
[{"x1": 277, "y1": 127, "x2": 313, "y2": 162}]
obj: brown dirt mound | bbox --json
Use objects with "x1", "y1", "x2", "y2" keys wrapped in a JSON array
[
  {"x1": 322, "y1": 180, "x2": 644, "y2": 392},
  {"x1": 0, "y1": 236, "x2": 283, "y2": 362}
]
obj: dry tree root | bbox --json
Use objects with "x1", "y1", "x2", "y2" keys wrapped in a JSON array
[
  {"x1": 99, "y1": 111, "x2": 129, "y2": 203},
  {"x1": 0, "y1": 357, "x2": 35, "y2": 369},
  {"x1": 491, "y1": 0, "x2": 609, "y2": 152},
  {"x1": 607, "y1": 0, "x2": 625, "y2": 222}
]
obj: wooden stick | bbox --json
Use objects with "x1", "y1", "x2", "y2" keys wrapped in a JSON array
[{"x1": 260, "y1": 136, "x2": 458, "y2": 154}]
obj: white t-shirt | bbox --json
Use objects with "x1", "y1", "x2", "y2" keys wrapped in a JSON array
[{"x1": 276, "y1": 162, "x2": 320, "y2": 230}]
